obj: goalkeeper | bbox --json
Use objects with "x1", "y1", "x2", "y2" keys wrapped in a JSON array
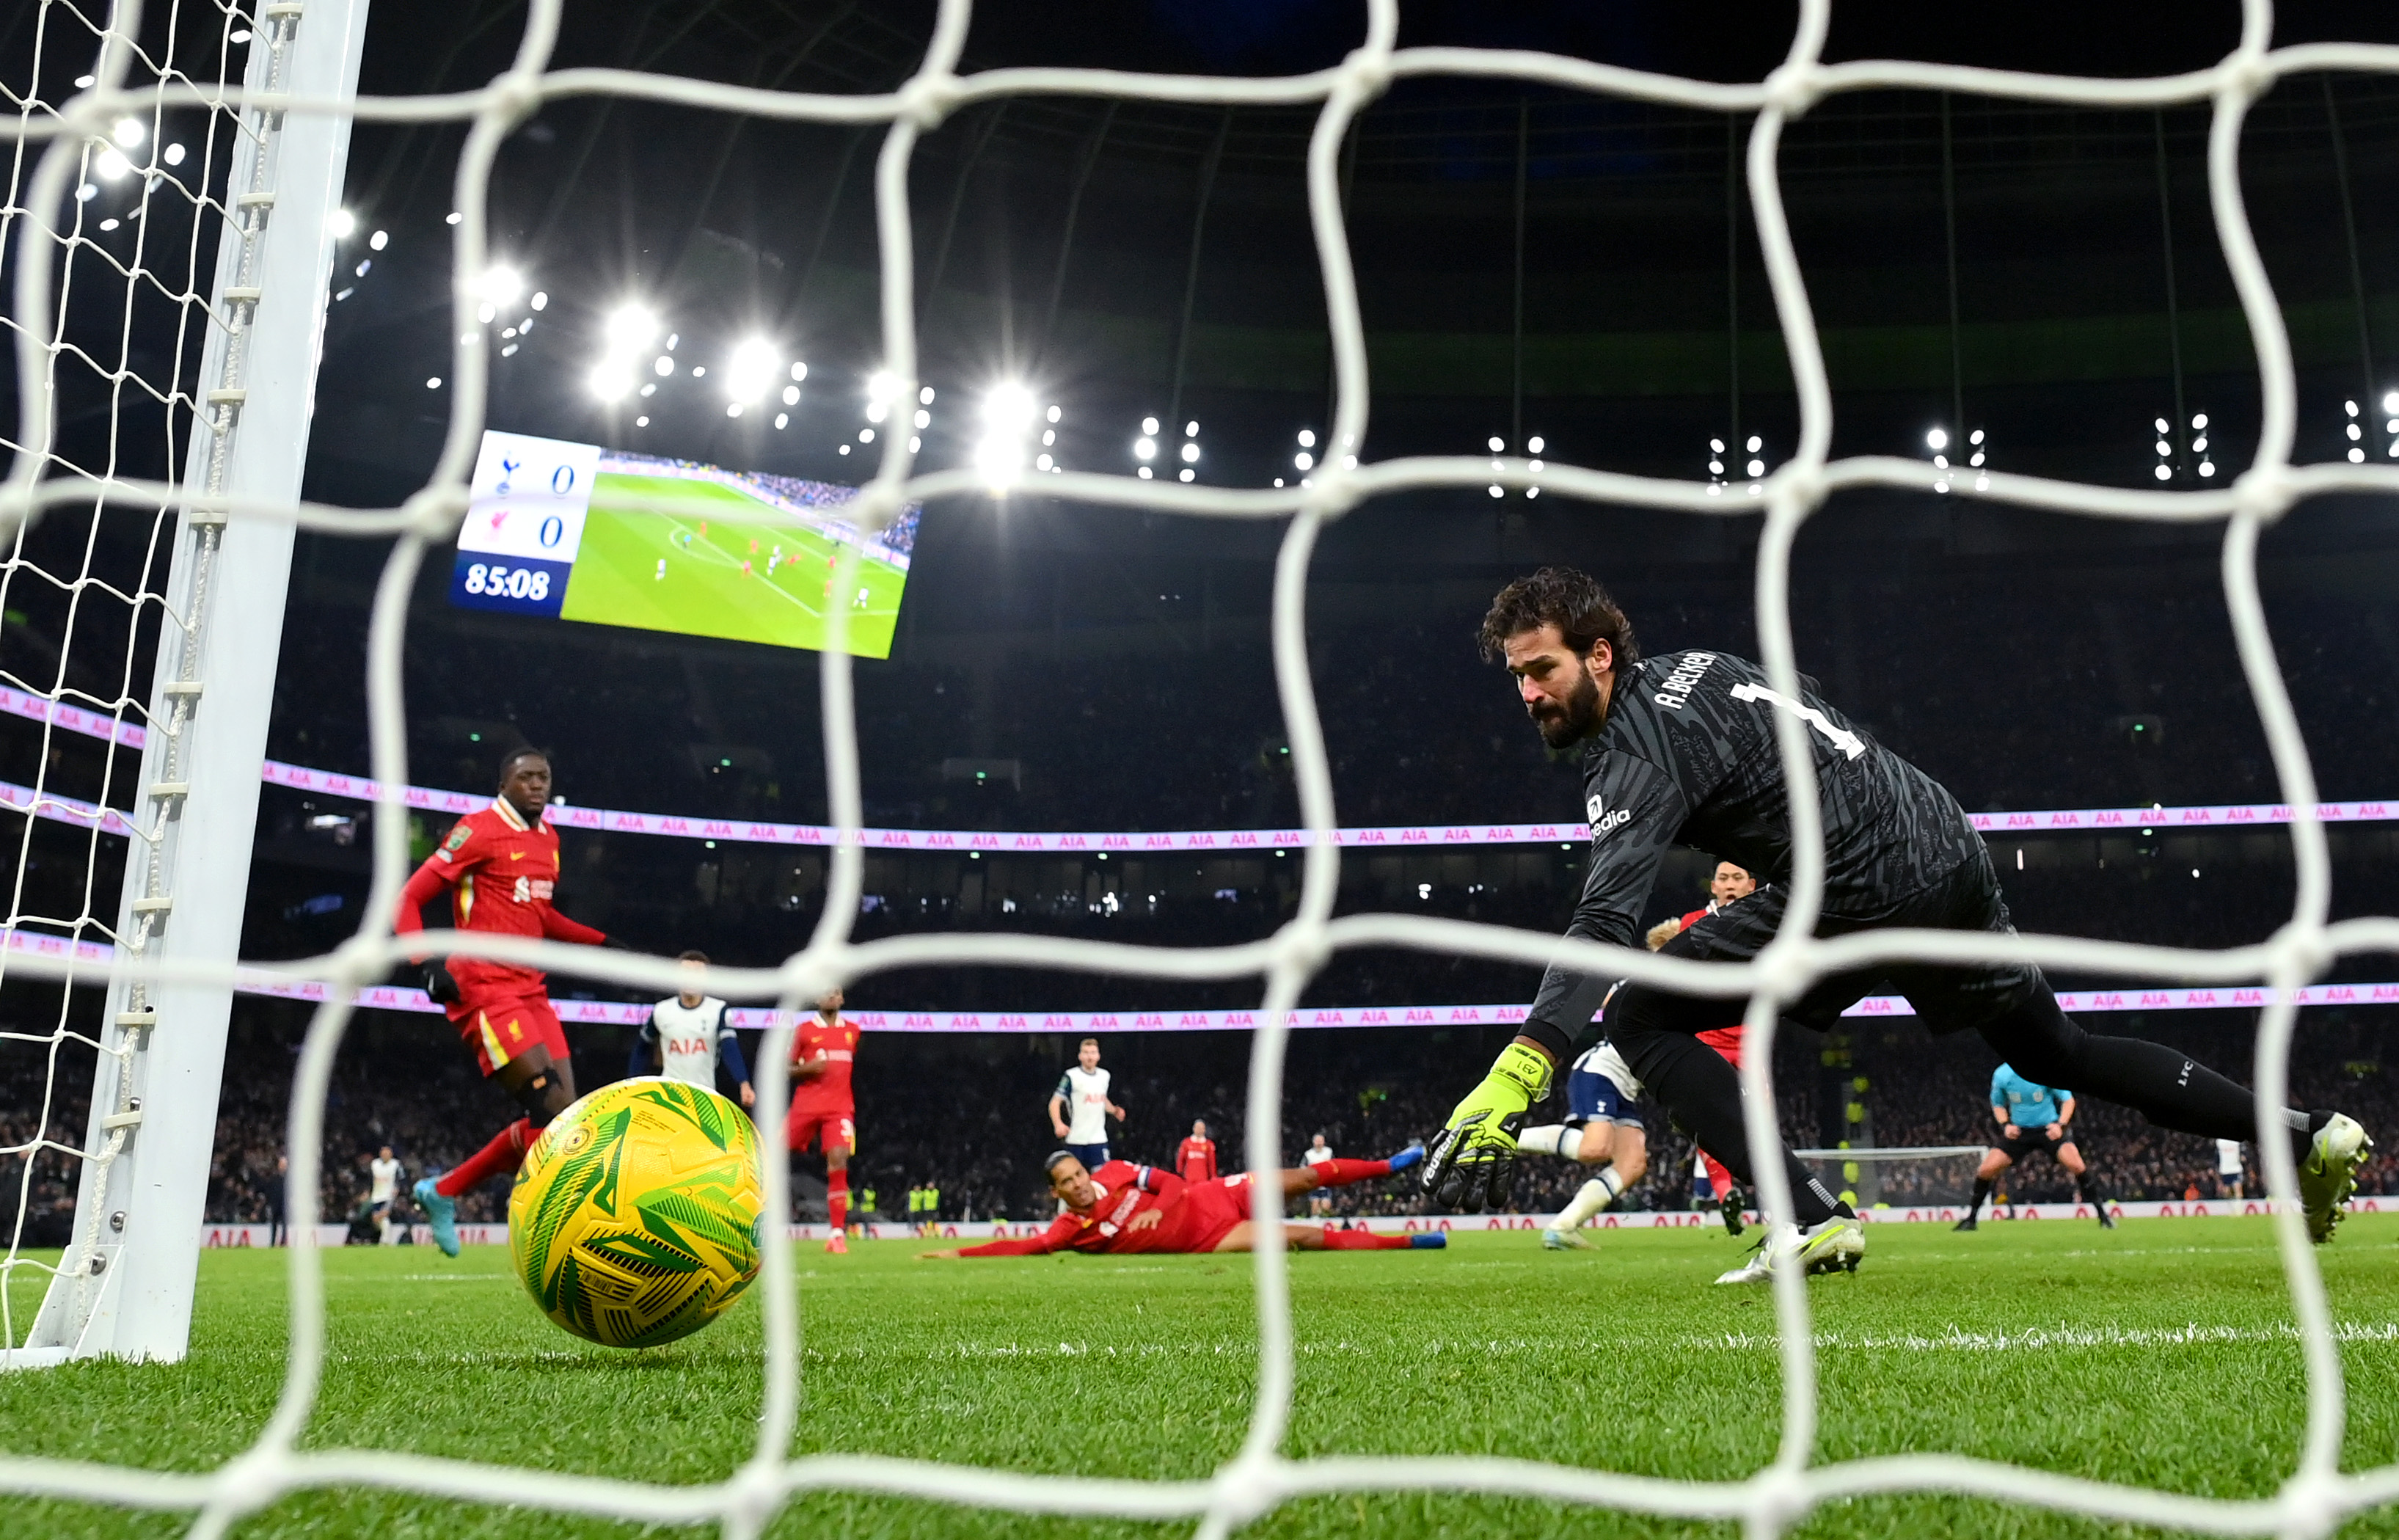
[
  {"x1": 1423, "y1": 567, "x2": 2371, "y2": 1282},
  {"x1": 392, "y1": 749, "x2": 620, "y2": 1257}
]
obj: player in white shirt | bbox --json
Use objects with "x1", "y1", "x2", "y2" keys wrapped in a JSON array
[
  {"x1": 1048, "y1": 1037, "x2": 1125, "y2": 1171},
  {"x1": 2217, "y1": 1138, "x2": 2246, "y2": 1200},
  {"x1": 1302, "y1": 1134, "x2": 1336, "y2": 1216},
  {"x1": 368, "y1": 1146, "x2": 402, "y2": 1245},
  {"x1": 629, "y1": 950, "x2": 755, "y2": 1106}
]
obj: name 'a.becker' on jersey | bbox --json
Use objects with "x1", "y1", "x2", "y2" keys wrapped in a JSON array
[{"x1": 1562, "y1": 649, "x2": 1982, "y2": 949}]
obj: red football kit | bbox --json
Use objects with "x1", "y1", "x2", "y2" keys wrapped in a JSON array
[
  {"x1": 1680, "y1": 905, "x2": 1744, "y2": 1201},
  {"x1": 1175, "y1": 1135, "x2": 1219, "y2": 1184},
  {"x1": 958, "y1": 1162, "x2": 1261, "y2": 1257},
  {"x1": 396, "y1": 798, "x2": 607, "y2": 1076},
  {"x1": 787, "y1": 1013, "x2": 858, "y2": 1155}
]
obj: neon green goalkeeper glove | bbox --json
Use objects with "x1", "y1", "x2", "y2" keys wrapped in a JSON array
[{"x1": 1421, "y1": 1042, "x2": 1554, "y2": 1212}]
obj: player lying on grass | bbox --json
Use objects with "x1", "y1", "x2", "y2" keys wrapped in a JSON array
[
  {"x1": 1955, "y1": 1062, "x2": 2114, "y2": 1230},
  {"x1": 1424, "y1": 566, "x2": 2373, "y2": 1283},
  {"x1": 922, "y1": 1147, "x2": 1444, "y2": 1258},
  {"x1": 395, "y1": 749, "x2": 621, "y2": 1258}
]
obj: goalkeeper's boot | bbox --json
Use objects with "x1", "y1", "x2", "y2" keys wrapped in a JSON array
[
  {"x1": 1385, "y1": 1139, "x2": 1428, "y2": 1175},
  {"x1": 414, "y1": 1178, "x2": 459, "y2": 1258},
  {"x1": 1719, "y1": 1186, "x2": 1747, "y2": 1237},
  {"x1": 825, "y1": 1233, "x2": 850, "y2": 1255},
  {"x1": 1541, "y1": 1225, "x2": 1591, "y2": 1251},
  {"x1": 2299, "y1": 1112, "x2": 2373, "y2": 1244},
  {"x1": 1714, "y1": 1208, "x2": 1861, "y2": 1284},
  {"x1": 1951, "y1": 1215, "x2": 1978, "y2": 1233}
]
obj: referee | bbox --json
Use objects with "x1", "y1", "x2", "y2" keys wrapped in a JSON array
[{"x1": 1954, "y1": 1064, "x2": 2113, "y2": 1230}]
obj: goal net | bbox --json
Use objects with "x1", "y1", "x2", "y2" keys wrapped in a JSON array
[
  {"x1": 2, "y1": 0, "x2": 2392, "y2": 1536},
  {"x1": 1793, "y1": 1146, "x2": 1987, "y2": 1212}
]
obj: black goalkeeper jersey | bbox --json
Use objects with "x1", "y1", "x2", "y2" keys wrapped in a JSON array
[{"x1": 1525, "y1": 649, "x2": 1985, "y2": 1040}]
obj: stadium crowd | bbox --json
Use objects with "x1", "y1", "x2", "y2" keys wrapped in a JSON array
[{"x1": 13, "y1": 1007, "x2": 2395, "y2": 1244}]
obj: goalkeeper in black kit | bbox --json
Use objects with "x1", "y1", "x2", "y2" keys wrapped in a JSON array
[{"x1": 1421, "y1": 566, "x2": 2371, "y2": 1282}]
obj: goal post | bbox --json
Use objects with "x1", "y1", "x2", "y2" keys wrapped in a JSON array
[{"x1": 18, "y1": 0, "x2": 370, "y2": 1368}]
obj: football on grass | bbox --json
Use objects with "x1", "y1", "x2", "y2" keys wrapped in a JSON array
[{"x1": 508, "y1": 1077, "x2": 765, "y2": 1348}]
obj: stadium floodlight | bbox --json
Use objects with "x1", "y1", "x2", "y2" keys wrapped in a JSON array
[
  {"x1": 1180, "y1": 442, "x2": 1199, "y2": 464},
  {"x1": 1297, "y1": 428, "x2": 1316, "y2": 448},
  {"x1": 1046, "y1": 404, "x2": 1062, "y2": 423},
  {"x1": 585, "y1": 364, "x2": 635, "y2": 402},
  {"x1": 95, "y1": 148, "x2": 131, "y2": 178},
  {"x1": 982, "y1": 381, "x2": 1036, "y2": 431},
  {"x1": 1488, "y1": 436, "x2": 1505, "y2": 452},
  {"x1": 781, "y1": 384, "x2": 800, "y2": 406},
  {"x1": 1134, "y1": 437, "x2": 1156, "y2": 461},
  {"x1": 475, "y1": 263, "x2": 524, "y2": 310},
  {"x1": 920, "y1": 385, "x2": 937, "y2": 406},
  {"x1": 1925, "y1": 428, "x2": 1948, "y2": 451},
  {"x1": 792, "y1": 362, "x2": 808, "y2": 381},
  {"x1": 326, "y1": 207, "x2": 355, "y2": 238},
  {"x1": 913, "y1": 408, "x2": 932, "y2": 429},
  {"x1": 1527, "y1": 435, "x2": 1544, "y2": 454},
  {"x1": 723, "y1": 337, "x2": 781, "y2": 402},
  {"x1": 161, "y1": 140, "x2": 186, "y2": 166},
  {"x1": 1294, "y1": 451, "x2": 1313, "y2": 470},
  {"x1": 866, "y1": 368, "x2": 899, "y2": 403},
  {"x1": 112, "y1": 116, "x2": 145, "y2": 147},
  {"x1": 1178, "y1": 468, "x2": 1194, "y2": 482},
  {"x1": 1185, "y1": 420, "x2": 1198, "y2": 437},
  {"x1": 1142, "y1": 415, "x2": 1161, "y2": 436},
  {"x1": 604, "y1": 303, "x2": 660, "y2": 353}
]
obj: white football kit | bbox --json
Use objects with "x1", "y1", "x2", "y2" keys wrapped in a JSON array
[
  {"x1": 644, "y1": 996, "x2": 735, "y2": 1087},
  {"x1": 368, "y1": 1156, "x2": 400, "y2": 1205},
  {"x1": 1058, "y1": 1065, "x2": 1113, "y2": 1144}
]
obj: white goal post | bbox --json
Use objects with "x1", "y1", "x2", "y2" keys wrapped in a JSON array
[{"x1": 13, "y1": 0, "x2": 369, "y2": 1368}]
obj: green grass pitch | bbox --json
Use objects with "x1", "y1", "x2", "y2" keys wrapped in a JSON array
[
  {"x1": 7, "y1": 1218, "x2": 2399, "y2": 1537},
  {"x1": 560, "y1": 473, "x2": 908, "y2": 659}
]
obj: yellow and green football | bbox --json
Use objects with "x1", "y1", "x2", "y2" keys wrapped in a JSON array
[{"x1": 508, "y1": 1076, "x2": 764, "y2": 1348}]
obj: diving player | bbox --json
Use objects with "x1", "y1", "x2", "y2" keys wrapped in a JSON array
[
  {"x1": 925, "y1": 1146, "x2": 1439, "y2": 1258},
  {"x1": 395, "y1": 749, "x2": 618, "y2": 1258},
  {"x1": 1423, "y1": 566, "x2": 2371, "y2": 1284},
  {"x1": 1954, "y1": 1063, "x2": 2114, "y2": 1229}
]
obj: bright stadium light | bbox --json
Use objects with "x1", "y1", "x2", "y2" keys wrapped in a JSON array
[
  {"x1": 1142, "y1": 416, "x2": 1161, "y2": 437},
  {"x1": 94, "y1": 148, "x2": 130, "y2": 179},
  {"x1": 1180, "y1": 442, "x2": 1200, "y2": 464},
  {"x1": 1297, "y1": 428, "x2": 1316, "y2": 448},
  {"x1": 1488, "y1": 436, "x2": 1504, "y2": 452},
  {"x1": 982, "y1": 380, "x2": 1037, "y2": 431},
  {"x1": 586, "y1": 364, "x2": 635, "y2": 402},
  {"x1": 723, "y1": 336, "x2": 781, "y2": 402},
  {"x1": 475, "y1": 264, "x2": 524, "y2": 312},
  {"x1": 1527, "y1": 435, "x2": 1544, "y2": 454},
  {"x1": 327, "y1": 208, "x2": 356, "y2": 238},
  {"x1": 1926, "y1": 428, "x2": 1948, "y2": 451},
  {"x1": 866, "y1": 369, "x2": 899, "y2": 404},
  {"x1": 112, "y1": 117, "x2": 145, "y2": 147},
  {"x1": 604, "y1": 303, "x2": 659, "y2": 352},
  {"x1": 1133, "y1": 437, "x2": 1157, "y2": 461}
]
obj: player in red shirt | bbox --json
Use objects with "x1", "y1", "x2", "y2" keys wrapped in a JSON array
[
  {"x1": 1175, "y1": 1120, "x2": 1219, "y2": 1184},
  {"x1": 927, "y1": 1145, "x2": 1444, "y2": 1259},
  {"x1": 789, "y1": 988, "x2": 859, "y2": 1255},
  {"x1": 393, "y1": 751, "x2": 618, "y2": 1257}
]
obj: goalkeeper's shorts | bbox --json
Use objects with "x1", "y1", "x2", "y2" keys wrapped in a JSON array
[{"x1": 450, "y1": 988, "x2": 567, "y2": 1077}]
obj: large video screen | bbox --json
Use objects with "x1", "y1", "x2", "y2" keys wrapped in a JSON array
[{"x1": 448, "y1": 431, "x2": 919, "y2": 659}]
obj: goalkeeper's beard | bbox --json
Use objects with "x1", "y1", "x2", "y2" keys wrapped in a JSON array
[{"x1": 1531, "y1": 670, "x2": 1603, "y2": 749}]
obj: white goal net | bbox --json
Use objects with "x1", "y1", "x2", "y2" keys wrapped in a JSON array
[{"x1": 4, "y1": 0, "x2": 2398, "y2": 1534}]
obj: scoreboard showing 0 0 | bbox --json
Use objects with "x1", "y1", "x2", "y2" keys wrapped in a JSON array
[
  {"x1": 448, "y1": 430, "x2": 919, "y2": 658},
  {"x1": 450, "y1": 431, "x2": 599, "y2": 618}
]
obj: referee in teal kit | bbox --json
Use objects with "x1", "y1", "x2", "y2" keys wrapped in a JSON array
[{"x1": 1954, "y1": 1064, "x2": 2115, "y2": 1230}]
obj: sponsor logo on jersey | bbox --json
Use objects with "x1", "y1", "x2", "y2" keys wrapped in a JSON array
[
  {"x1": 1651, "y1": 652, "x2": 1717, "y2": 711},
  {"x1": 1586, "y1": 793, "x2": 1630, "y2": 837},
  {"x1": 444, "y1": 823, "x2": 473, "y2": 852}
]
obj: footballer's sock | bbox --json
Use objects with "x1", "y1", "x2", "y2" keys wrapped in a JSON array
[
  {"x1": 1311, "y1": 1157, "x2": 1396, "y2": 1189},
  {"x1": 436, "y1": 1118, "x2": 531, "y2": 1198},
  {"x1": 1616, "y1": 1026, "x2": 1838, "y2": 1226},
  {"x1": 1320, "y1": 1227, "x2": 1410, "y2": 1249},
  {"x1": 1704, "y1": 1153, "x2": 1735, "y2": 1203},
  {"x1": 827, "y1": 1169, "x2": 850, "y2": 1232},
  {"x1": 2075, "y1": 1172, "x2": 2110, "y2": 1208},
  {"x1": 1516, "y1": 1125, "x2": 1583, "y2": 1160},
  {"x1": 1966, "y1": 1178, "x2": 1993, "y2": 1219},
  {"x1": 1553, "y1": 1169, "x2": 1625, "y2": 1232}
]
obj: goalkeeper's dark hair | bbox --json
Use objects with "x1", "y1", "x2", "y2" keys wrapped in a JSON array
[{"x1": 1478, "y1": 566, "x2": 1639, "y2": 668}]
